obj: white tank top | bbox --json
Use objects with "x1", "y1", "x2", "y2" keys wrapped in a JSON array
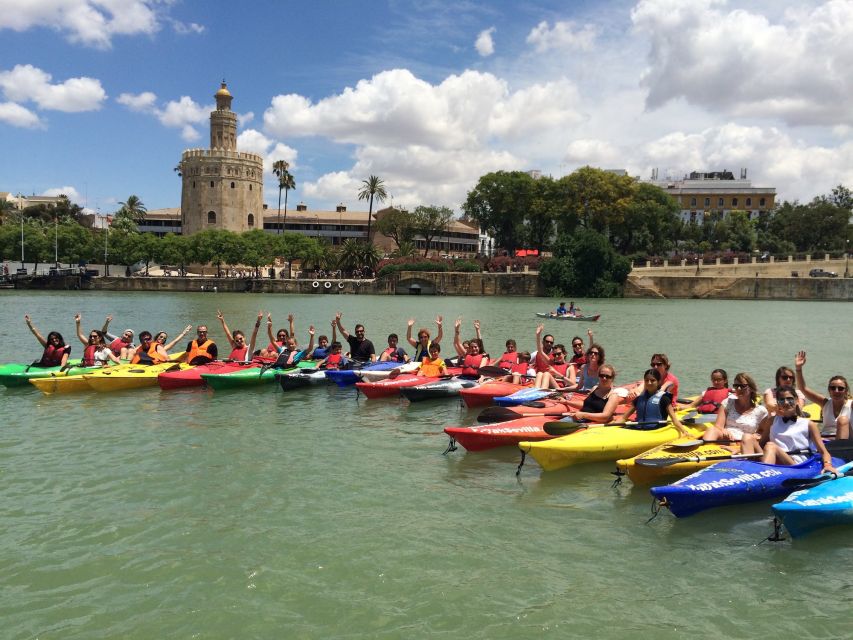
[
  {"x1": 822, "y1": 398, "x2": 852, "y2": 436},
  {"x1": 769, "y1": 416, "x2": 813, "y2": 461}
]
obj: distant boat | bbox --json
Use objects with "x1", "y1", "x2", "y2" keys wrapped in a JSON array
[{"x1": 535, "y1": 312, "x2": 600, "y2": 322}]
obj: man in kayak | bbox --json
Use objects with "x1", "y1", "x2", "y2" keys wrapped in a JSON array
[
  {"x1": 379, "y1": 333, "x2": 409, "y2": 363},
  {"x1": 334, "y1": 312, "x2": 376, "y2": 363},
  {"x1": 556, "y1": 302, "x2": 568, "y2": 316},
  {"x1": 182, "y1": 324, "x2": 218, "y2": 365}
]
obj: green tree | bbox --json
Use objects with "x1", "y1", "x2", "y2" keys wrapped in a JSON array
[
  {"x1": 525, "y1": 177, "x2": 558, "y2": 252},
  {"x1": 56, "y1": 220, "x2": 98, "y2": 266},
  {"x1": 115, "y1": 195, "x2": 147, "y2": 225},
  {"x1": 553, "y1": 167, "x2": 635, "y2": 236},
  {"x1": 463, "y1": 170, "x2": 535, "y2": 254},
  {"x1": 374, "y1": 207, "x2": 415, "y2": 250},
  {"x1": 412, "y1": 205, "x2": 454, "y2": 257},
  {"x1": 357, "y1": 175, "x2": 387, "y2": 245},
  {"x1": 390, "y1": 239, "x2": 417, "y2": 258},
  {"x1": 155, "y1": 233, "x2": 193, "y2": 274},
  {"x1": 610, "y1": 182, "x2": 681, "y2": 254},
  {"x1": 192, "y1": 229, "x2": 241, "y2": 277},
  {"x1": 273, "y1": 160, "x2": 295, "y2": 234},
  {"x1": 540, "y1": 228, "x2": 631, "y2": 297}
]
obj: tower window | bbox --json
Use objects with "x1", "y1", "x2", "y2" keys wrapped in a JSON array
[
  {"x1": 193, "y1": 181, "x2": 196, "y2": 188},
  {"x1": 210, "y1": 181, "x2": 214, "y2": 188},
  {"x1": 249, "y1": 184, "x2": 252, "y2": 191},
  {"x1": 231, "y1": 182, "x2": 235, "y2": 189},
  {"x1": 718, "y1": 197, "x2": 724, "y2": 207},
  {"x1": 690, "y1": 197, "x2": 697, "y2": 206},
  {"x1": 208, "y1": 211, "x2": 216, "y2": 224},
  {"x1": 248, "y1": 213, "x2": 255, "y2": 227}
]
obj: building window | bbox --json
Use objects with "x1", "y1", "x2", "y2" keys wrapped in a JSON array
[
  {"x1": 231, "y1": 182, "x2": 235, "y2": 189},
  {"x1": 718, "y1": 197, "x2": 724, "y2": 207},
  {"x1": 249, "y1": 184, "x2": 252, "y2": 191},
  {"x1": 208, "y1": 211, "x2": 216, "y2": 224},
  {"x1": 732, "y1": 197, "x2": 738, "y2": 207},
  {"x1": 192, "y1": 181, "x2": 196, "y2": 188},
  {"x1": 759, "y1": 197, "x2": 766, "y2": 207},
  {"x1": 690, "y1": 197, "x2": 697, "y2": 206},
  {"x1": 704, "y1": 197, "x2": 711, "y2": 207},
  {"x1": 210, "y1": 181, "x2": 214, "y2": 188},
  {"x1": 746, "y1": 197, "x2": 752, "y2": 207},
  {"x1": 248, "y1": 213, "x2": 255, "y2": 227}
]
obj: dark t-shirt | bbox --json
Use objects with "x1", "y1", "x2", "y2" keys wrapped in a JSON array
[
  {"x1": 185, "y1": 341, "x2": 218, "y2": 365},
  {"x1": 347, "y1": 336, "x2": 375, "y2": 362}
]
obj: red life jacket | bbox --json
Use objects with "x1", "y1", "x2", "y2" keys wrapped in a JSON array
[
  {"x1": 510, "y1": 361, "x2": 528, "y2": 375},
  {"x1": 229, "y1": 345, "x2": 250, "y2": 361},
  {"x1": 698, "y1": 386, "x2": 730, "y2": 413},
  {"x1": 39, "y1": 343, "x2": 69, "y2": 367},
  {"x1": 462, "y1": 354, "x2": 484, "y2": 377},
  {"x1": 109, "y1": 337, "x2": 127, "y2": 356},
  {"x1": 534, "y1": 350, "x2": 554, "y2": 373},
  {"x1": 496, "y1": 351, "x2": 517, "y2": 370},
  {"x1": 82, "y1": 344, "x2": 98, "y2": 367},
  {"x1": 324, "y1": 353, "x2": 343, "y2": 370}
]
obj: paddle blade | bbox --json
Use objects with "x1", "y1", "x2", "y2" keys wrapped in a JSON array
[
  {"x1": 478, "y1": 366, "x2": 510, "y2": 377},
  {"x1": 543, "y1": 420, "x2": 585, "y2": 436},
  {"x1": 477, "y1": 407, "x2": 521, "y2": 423},
  {"x1": 635, "y1": 456, "x2": 689, "y2": 468}
]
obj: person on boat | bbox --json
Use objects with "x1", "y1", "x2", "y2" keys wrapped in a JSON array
[
  {"x1": 181, "y1": 321, "x2": 219, "y2": 366},
  {"x1": 564, "y1": 364, "x2": 624, "y2": 423},
  {"x1": 555, "y1": 302, "x2": 568, "y2": 316},
  {"x1": 491, "y1": 339, "x2": 520, "y2": 371},
  {"x1": 617, "y1": 368, "x2": 690, "y2": 436},
  {"x1": 309, "y1": 333, "x2": 331, "y2": 360},
  {"x1": 216, "y1": 311, "x2": 263, "y2": 362},
  {"x1": 701, "y1": 372, "x2": 768, "y2": 447},
  {"x1": 510, "y1": 351, "x2": 533, "y2": 384},
  {"x1": 130, "y1": 331, "x2": 169, "y2": 365},
  {"x1": 260, "y1": 313, "x2": 296, "y2": 358},
  {"x1": 417, "y1": 342, "x2": 448, "y2": 377},
  {"x1": 630, "y1": 354, "x2": 679, "y2": 403},
  {"x1": 795, "y1": 351, "x2": 851, "y2": 439},
  {"x1": 453, "y1": 318, "x2": 488, "y2": 379},
  {"x1": 763, "y1": 366, "x2": 806, "y2": 414},
  {"x1": 271, "y1": 326, "x2": 315, "y2": 368},
  {"x1": 103, "y1": 316, "x2": 136, "y2": 360},
  {"x1": 318, "y1": 341, "x2": 348, "y2": 370},
  {"x1": 568, "y1": 301, "x2": 577, "y2": 316},
  {"x1": 24, "y1": 315, "x2": 71, "y2": 368},
  {"x1": 568, "y1": 334, "x2": 587, "y2": 367},
  {"x1": 406, "y1": 316, "x2": 443, "y2": 362},
  {"x1": 379, "y1": 333, "x2": 409, "y2": 363},
  {"x1": 682, "y1": 369, "x2": 731, "y2": 414},
  {"x1": 534, "y1": 341, "x2": 574, "y2": 390},
  {"x1": 73, "y1": 316, "x2": 121, "y2": 367},
  {"x1": 569, "y1": 343, "x2": 605, "y2": 392},
  {"x1": 153, "y1": 325, "x2": 192, "y2": 358},
  {"x1": 335, "y1": 312, "x2": 376, "y2": 363},
  {"x1": 756, "y1": 386, "x2": 836, "y2": 472}
]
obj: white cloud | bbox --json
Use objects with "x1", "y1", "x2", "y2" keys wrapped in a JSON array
[
  {"x1": 238, "y1": 111, "x2": 254, "y2": 127},
  {"x1": 0, "y1": 101, "x2": 43, "y2": 128},
  {"x1": 631, "y1": 0, "x2": 853, "y2": 126},
  {"x1": 563, "y1": 139, "x2": 623, "y2": 168},
  {"x1": 170, "y1": 19, "x2": 205, "y2": 35},
  {"x1": 475, "y1": 27, "x2": 495, "y2": 57},
  {"x1": 236, "y1": 128, "x2": 298, "y2": 173},
  {"x1": 0, "y1": 64, "x2": 106, "y2": 112},
  {"x1": 118, "y1": 92, "x2": 211, "y2": 140},
  {"x1": 0, "y1": 0, "x2": 165, "y2": 48},
  {"x1": 43, "y1": 185, "x2": 83, "y2": 202},
  {"x1": 526, "y1": 20, "x2": 598, "y2": 52},
  {"x1": 116, "y1": 91, "x2": 157, "y2": 112}
]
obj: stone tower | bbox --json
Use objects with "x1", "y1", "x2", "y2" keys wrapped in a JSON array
[{"x1": 177, "y1": 81, "x2": 264, "y2": 235}]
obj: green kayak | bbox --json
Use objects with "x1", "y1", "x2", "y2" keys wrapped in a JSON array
[
  {"x1": 201, "y1": 359, "x2": 318, "y2": 390},
  {"x1": 0, "y1": 360, "x2": 86, "y2": 388}
]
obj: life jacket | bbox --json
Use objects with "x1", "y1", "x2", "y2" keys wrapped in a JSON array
[
  {"x1": 570, "y1": 353, "x2": 586, "y2": 366},
  {"x1": 698, "y1": 386, "x2": 730, "y2": 413},
  {"x1": 420, "y1": 356, "x2": 446, "y2": 377},
  {"x1": 266, "y1": 340, "x2": 285, "y2": 353},
  {"x1": 496, "y1": 352, "x2": 517, "y2": 370},
  {"x1": 186, "y1": 339, "x2": 215, "y2": 364},
  {"x1": 82, "y1": 343, "x2": 98, "y2": 367},
  {"x1": 462, "y1": 353, "x2": 484, "y2": 377},
  {"x1": 39, "y1": 343, "x2": 69, "y2": 367},
  {"x1": 311, "y1": 347, "x2": 329, "y2": 360},
  {"x1": 414, "y1": 342, "x2": 431, "y2": 362},
  {"x1": 383, "y1": 347, "x2": 405, "y2": 362},
  {"x1": 229, "y1": 345, "x2": 250, "y2": 361},
  {"x1": 131, "y1": 343, "x2": 166, "y2": 365},
  {"x1": 273, "y1": 348, "x2": 303, "y2": 368},
  {"x1": 323, "y1": 353, "x2": 343, "y2": 370},
  {"x1": 634, "y1": 389, "x2": 666, "y2": 423},
  {"x1": 510, "y1": 361, "x2": 528, "y2": 375},
  {"x1": 534, "y1": 349, "x2": 554, "y2": 373},
  {"x1": 109, "y1": 337, "x2": 126, "y2": 356}
]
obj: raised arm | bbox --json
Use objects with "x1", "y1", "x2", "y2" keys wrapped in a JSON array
[
  {"x1": 330, "y1": 318, "x2": 337, "y2": 344},
  {"x1": 434, "y1": 316, "x2": 443, "y2": 345},
  {"x1": 102, "y1": 314, "x2": 112, "y2": 334},
  {"x1": 334, "y1": 312, "x2": 350, "y2": 340},
  {"x1": 304, "y1": 325, "x2": 315, "y2": 354},
  {"x1": 247, "y1": 311, "x2": 262, "y2": 356},
  {"x1": 24, "y1": 315, "x2": 48, "y2": 347},
  {"x1": 406, "y1": 319, "x2": 417, "y2": 348},
  {"x1": 216, "y1": 310, "x2": 237, "y2": 349},
  {"x1": 794, "y1": 350, "x2": 825, "y2": 405},
  {"x1": 587, "y1": 329, "x2": 594, "y2": 349},
  {"x1": 266, "y1": 313, "x2": 276, "y2": 347},
  {"x1": 74, "y1": 314, "x2": 87, "y2": 345},
  {"x1": 453, "y1": 317, "x2": 466, "y2": 357},
  {"x1": 164, "y1": 325, "x2": 192, "y2": 352},
  {"x1": 288, "y1": 314, "x2": 296, "y2": 341},
  {"x1": 473, "y1": 319, "x2": 482, "y2": 341}
]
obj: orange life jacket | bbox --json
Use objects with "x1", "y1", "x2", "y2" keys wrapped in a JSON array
[
  {"x1": 131, "y1": 343, "x2": 166, "y2": 365},
  {"x1": 186, "y1": 339, "x2": 215, "y2": 364}
]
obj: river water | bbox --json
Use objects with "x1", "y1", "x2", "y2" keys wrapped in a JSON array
[{"x1": 1, "y1": 291, "x2": 851, "y2": 639}]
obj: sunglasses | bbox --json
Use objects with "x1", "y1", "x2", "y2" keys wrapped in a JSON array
[
  {"x1": 779, "y1": 374, "x2": 794, "y2": 380},
  {"x1": 650, "y1": 361, "x2": 664, "y2": 367},
  {"x1": 588, "y1": 351, "x2": 600, "y2": 356},
  {"x1": 732, "y1": 383, "x2": 749, "y2": 390},
  {"x1": 197, "y1": 331, "x2": 207, "y2": 334},
  {"x1": 572, "y1": 343, "x2": 583, "y2": 348},
  {"x1": 157, "y1": 335, "x2": 167, "y2": 341},
  {"x1": 829, "y1": 385, "x2": 847, "y2": 392},
  {"x1": 89, "y1": 334, "x2": 99, "y2": 339},
  {"x1": 598, "y1": 373, "x2": 613, "y2": 380},
  {"x1": 543, "y1": 340, "x2": 554, "y2": 345},
  {"x1": 778, "y1": 396, "x2": 797, "y2": 405},
  {"x1": 552, "y1": 352, "x2": 565, "y2": 357}
]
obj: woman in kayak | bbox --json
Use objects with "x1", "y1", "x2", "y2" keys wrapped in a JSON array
[
  {"x1": 701, "y1": 372, "x2": 768, "y2": 448},
  {"x1": 417, "y1": 342, "x2": 448, "y2": 377},
  {"x1": 74, "y1": 314, "x2": 121, "y2": 367},
  {"x1": 153, "y1": 325, "x2": 193, "y2": 358},
  {"x1": 757, "y1": 386, "x2": 835, "y2": 472},
  {"x1": 260, "y1": 313, "x2": 296, "y2": 357},
  {"x1": 763, "y1": 366, "x2": 806, "y2": 414},
  {"x1": 565, "y1": 364, "x2": 624, "y2": 423},
  {"x1": 453, "y1": 318, "x2": 488, "y2": 378},
  {"x1": 217, "y1": 310, "x2": 262, "y2": 361},
  {"x1": 406, "y1": 316, "x2": 443, "y2": 362},
  {"x1": 491, "y1": 339, "x2": 520, "y2": 371},
  {"x1": 682, "y1": 369, "x2": 730, "y2": 414},
  {"x1": 795, "y1": 351, "x2": 851, "y2": 439},
  {"x1": 534, "y1": 342, "x2": 574, "y2": 390},
  {"x1": 618, "y1": 368, "x2": 690, "y2": 436},
  {"x1": 570, "y1": 343, "x2": 605, "y2": 392},
  {"x1": 271, "y1": 326, "x2": 315, "y2": 368},
  {"x1": 24, "y1": 314, "x2": 71, "y2": 368}
]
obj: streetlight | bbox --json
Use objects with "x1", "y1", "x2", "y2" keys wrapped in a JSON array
[
  {"x1": 845, "y1": 238, "x2": 850, "y2": 278},
  {"x1": 104, "y1": 213, "x2": 110, "y2": 277}
]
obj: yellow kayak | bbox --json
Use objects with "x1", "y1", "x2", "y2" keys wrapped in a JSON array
[
  {"x1": 519, "y1": 423, "x2": 707, "y2": 471},
  {"x1": 616, "y1": 440, "x2": 738, "y2": 486},
  {"x1": 82, "y1": 353, "x2": 189, "y2": 392}
]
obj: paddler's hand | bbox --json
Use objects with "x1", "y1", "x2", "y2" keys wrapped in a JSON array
[
  {"x1": 216, "y1": 310, "x2": 223, "y2": 321},
  {"x1": 407, "y1": 318, "x2": 415, "y2": 328},
  {"x1": 74, "y1": 313, "x2": 81, "y2": 323},
  {"x1": 435, "y1": 315, "x2": 442, "y2": 325},
  {"x1": 308, "y1": 325, "x2": 315, "y2": 336}
]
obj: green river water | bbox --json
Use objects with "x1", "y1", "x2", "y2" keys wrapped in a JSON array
[{"x1": 1, "y1": 291, "x2": 851, "y2": 639}]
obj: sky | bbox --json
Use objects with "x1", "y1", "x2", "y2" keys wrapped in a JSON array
[{"x1": 2, "y1": 0, "x2": 853, "y2": 217}]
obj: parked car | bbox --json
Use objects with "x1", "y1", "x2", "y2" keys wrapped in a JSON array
[{"x1": 809, "y1": 268, "x2": 838, "y2": 278}]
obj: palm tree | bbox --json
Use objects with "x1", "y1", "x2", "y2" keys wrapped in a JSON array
[
  {"x1": 390, "y1": 239, "x2": 417, "y2": 259},
  {"x1": 273, "y1": 160, "x2": 295, "y2": 234},
  {"x1": 118, "y1": 195, "x2": 147, "y2": 223},
  {"x1": 357, "y1": 175, "x2": 387, "y2": 245}
]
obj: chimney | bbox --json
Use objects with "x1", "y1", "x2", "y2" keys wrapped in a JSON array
[
  {"x1": 296, "y1": 202, "x2": 307, "y2": 212},
  {"x1": 336, "y1": 203, "x2": 346, "y2": 213}
]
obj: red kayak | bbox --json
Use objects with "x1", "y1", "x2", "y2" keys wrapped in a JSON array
[
  {"x1": 444, "y1": 415, "x2": 578, "y2": 452},
  {"x1": 355, "y1": 367, "x2": 463, "y2": 399},
  {"x1": 459, "y1": 380, "x2": 532, "y2": 407},
  {"x1": 158, "y1": 360, "x2": 271, "y2": 390}
]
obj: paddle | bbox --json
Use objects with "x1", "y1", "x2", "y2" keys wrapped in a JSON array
[
  {"x1": 543, "y1": 419, "x2": 669, "y2": 436},
  {"x1": 780, "y1": 459, "x2": 853, "y2": 489},
  {"x1": 476, "y1": 406, "x2": 576, "y2": 423},
  {"x1": 634, "y1": 449, "x2": 810, "y2": 469}
]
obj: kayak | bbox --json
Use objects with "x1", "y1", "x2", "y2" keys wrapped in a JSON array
[
  {"x1": 201, "y1": 359, "x2": 316, "y2": 390},
  {"x1": 460, "y1": 380, "x2": 531, "y2": 407},
  {"x1": 355, "y1": 367, "x2": 464, "y2": 399},
  {"x1": 356, "y1": 361, "x2": 421, "y2": 382},
  {"x1": 535, "y1": 312, "x2": 600, "y2": 322},
  {"x1": 400, "y1": 377, "x2": 479, "y2": 402},
  {"x1": 772, "y1": 465, "x2": 853, "y2": 538},
  {"x1": 158, "y1": 360, "x2": 270, "y2": 390},
  {"x1": 650, "y1": 455, "x2": 845, "y2": 518},
  {"x1": 519, "y1": 424, "x2": 706, "y2": 471},
  {"x1": 84, "y1": 362, "x2": 194, "y2": 392},
  {"x1": 494, "y1": 387, "x2": 554, "y2": 406},
  {"x1": 325, "y1": 361, "x2": 401, "y2": 387},
  {"x1": 444, "y1": 416, "x2": 564, "y2": 452},
  {"x1": 0, "y1": 360, "x2": 84, "y2": 388},
  {"x1": 277, "y1": 368, "x2": 330, "y2": 392},
  {"x1": 29, "y1": 364, "x2": 124, "y2": 394},
  {"x1": 616, "y1": 437, "x2": 737, "y2": 486}
]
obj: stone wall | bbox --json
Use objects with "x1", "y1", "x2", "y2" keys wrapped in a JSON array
[{"x1": 625, "y1": 274, "x2": 853, "y2": 300}]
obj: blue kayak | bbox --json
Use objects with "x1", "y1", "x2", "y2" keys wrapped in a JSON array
[
  {"x1": 324, "y1": 361, "x2": 399, "y2": 387},
  {"x1": 771, "y1": 462, "x2": 853, "y2": 538},
  {"x1": 650, "y1": 455, "x2": 845, "y2": 518},
  {"x1": 494, "y1": 387, "x2": 552, "y2": 406}
]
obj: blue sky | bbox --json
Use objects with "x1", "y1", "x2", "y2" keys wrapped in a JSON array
[{"x1": 2, "y1": 0, "x2": 852, "y2": 217}]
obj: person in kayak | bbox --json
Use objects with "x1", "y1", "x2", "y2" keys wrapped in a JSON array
[
  {"x1": 453, "y1": 318, "x2": 488, "y2": 379},
  {"x1": 379, "y1": 333, "x2": 409, "y2": 363},
  {"x1": 556, "y1": 302, "x2": 568, "y2": 316},
  {"x1": 568, "y1": 343, "x2": 605, "y2": 392},
  {"x1": 181, "y1": 321, "x2": 219, "y2": 365},
  {"x1": 130, "y1": 331, "x2": 169, "y2": 365},
  {"x1": 153, "y1": 325, "x2": 192, "y2": 358},
  {"x1": 763, "y1": 366, "x2": 806, "y2": 414},
  {"x1": 682, "y1": 369, "x2": 730, "y2": 414},
  {"x1": 74, "y1": 314, "x2": 121, "y2": 367},
  {"x1": 564, "y1": 364, "x2": 624, "y2": 423},
  {"x1": 533, "y1": 335, "x2": 574, "y2": 390},
  {"x1": 271, "y1": 326, "x2": 315, "y2": 368},
  {"x1": 631, "y1": 354, "x2": 679, "y2": 402},
  {"x1": 101, "y1": 315, "x2": 136, "y2": 360},
  {"x1": 24, "y1": 315, "x2": 71, "y2": 368},
  {"x1": 491, "y1": 339, "x2": 520, "y2": 371},
  {"x1": 335, "y1": 312, "x2": 376, "y2": 363},
  {"x1": 318, "y1": 341, "x2": 348, "y2": 370},
  {"x1": 216, "y1": 311, "x2": 262, "y2": 361},
  {"x1": 701, "y1": 372, "x2": 768, "y2": 447},
  {"x1": 756, "y1": 386, "x2": 836, "y2": 472},
  {"x1": 260, "y1": 313, "x2": 296, "y2": 358},
  {"x1": 795, "y1": 351, "x2": 851, "y2": 439},
  {"x1": 417, "y1": 342, "x2": 448, "y2": 377},
  {"x1": 406, "y1": 316, "x2": 443, "y2": 362},
  {"x1": 568, "y1": 335, "x2": 587, "y2": 367},
  {"x1": 531, "y1": 329, "x2": 555, "y2": 369},
  {"x1": 618, "y1": 368, "x2": 690, "y2": 436}
]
